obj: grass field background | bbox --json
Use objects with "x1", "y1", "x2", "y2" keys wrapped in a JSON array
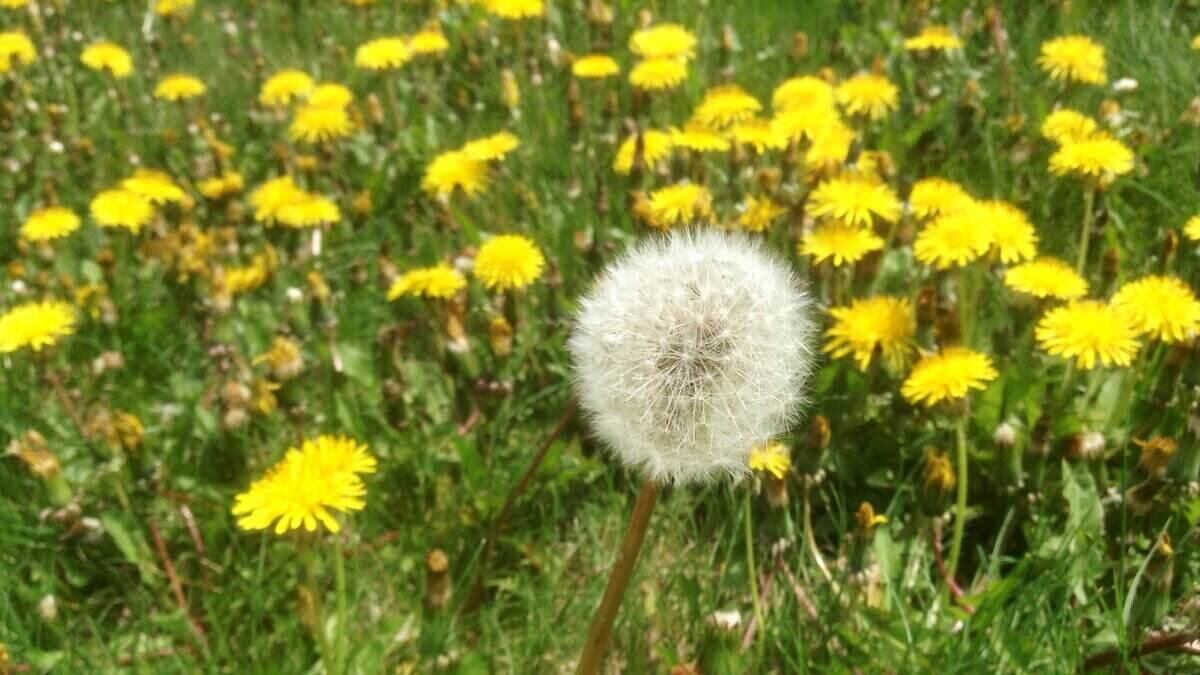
[{"x1": 3, "y1": 0, "x2": 1200, "y2": 672}]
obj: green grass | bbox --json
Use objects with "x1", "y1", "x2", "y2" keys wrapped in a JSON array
[{"x1": 3, "y1": 0, "x2": 1200, "y2": 672}]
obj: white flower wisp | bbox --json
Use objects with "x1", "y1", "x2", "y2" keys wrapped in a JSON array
[{"x1": 569, "y1": 230, "x2": 816, "y2": 484}]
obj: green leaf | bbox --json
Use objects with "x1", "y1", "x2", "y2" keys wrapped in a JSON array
[
  {"x1": 1061, "y1": 461, "x2": 1104, "y2": 604},
  {"x1": 100, "y1": 511, "x2": 158, "y2": 586}
]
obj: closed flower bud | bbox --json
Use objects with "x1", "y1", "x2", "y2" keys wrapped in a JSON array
[
  {"x1": 923, "y1": 448, "x2": 955, "y2": 494},
  {"x1": 424, "y1": 549, "x2": 451, "y2": 610},
  {"x1": 1136, "y1": 436, "x2": 1177, "y2": 476}
]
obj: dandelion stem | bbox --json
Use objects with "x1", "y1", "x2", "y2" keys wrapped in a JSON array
[
  {"x1": 333, "y1": 535, "x2": 347, "y2": 675},
  {"x1": 743, "y1": 488, "x2": 766, "y2": 650},
  {"x1": 802, "y1": 481, "x2": 834, "y2": 586},
  {"x1": 947, "y1": 416, "x2": 969, "y2": 584},
  {"x1": 576, "y1": 480, "x2": 660, "y2": 675},
  {"x1": 1076, "y1": 186, "x2": 1096, "y2": 275},
  {"x1": 302, "y1": 543, "x2": 335, "y2": 672}
]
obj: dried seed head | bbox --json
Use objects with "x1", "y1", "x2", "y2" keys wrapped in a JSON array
[{"x1": 569, "y1": 230, "x2": 816, "y2": 484}]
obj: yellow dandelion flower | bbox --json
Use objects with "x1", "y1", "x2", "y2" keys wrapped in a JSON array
[
  {"x1": 387, "y1": 264, "x2": 467, "y2": 300},
  {"x1": 474, "y1": 234, "x2": 545, "y2": 291},
  {"x1": 1111, "y1": 276, "x2": 1200, "y2": 343},
  {"x1": 901, "y1": 347, "x2": 998, "y2": 407},
  {"x1": 1004, "y1": 258, "x2": 1088, "y2": 300},
  {"x1": 81, "y1": 40, "x2": 133, "y2": 78},
  {"x1": 737, "y1": 195, "x2": 786, "y2": 233},
  {"x1": 749, "y1": 442, "x2": 791, "y2": 480},
  {"x1": 1038, "y1": 35, "x2": 1106, "y2": 85},
  {"x1": 728, "y1": 117, "x2": 788, "y2": 153},
  {"x1": 646, "y1": 183, "x2": 715, "y2": 229},
  {"x1": 219, "y1": 252, "x2": 275, "y2": 297},
  {"x1": 308, "y1": 82, "x2": 354, "y2": 108},
  {"x1": 613, "y1": 129, "x2": 672, "y2": 174},
  {"x1": 904, "y1": 25, "x2": 963, "y2": 52},
  {"x1": 772, "y1": 75, "x2": 835, "y2": 112},
  {"x1": 1041, "y1": 109, "x2": 1098, "y2": 144},
  {"x1": 249, "y1": 176, "x2": 303, "y2": 223},
  {"x1": 277, "y1": 193, "x2": 340, "y2": 228},
  {"x1": 408, "y1": 29, "x2": 449, "y2": 56},
  {"x1": 1036, "y1": 300, "x2": 1140, "y2": 369},
  {"x1": 461, "y1": 131, "x2": 520, "y2": 161},
  {"x1": 160, "y1": 85, "x2": 217, "y2": 123},
  {"x1": 670, "y1": 125, "x2": 731, "y2": 153},
  {"x1": 770, "y1": 103, "x2": 842, "y2": 143},
  {"x1": 1193, "y1": 34, "x2": 1200, "y2": 51},
  {"x1": 254, "y1": 336, "x2": 304, "y2": 380},
  {"x1": 825, "y1": 296, "x2": 917, "y2": 370},
  {"x1": 1049, "y1": 132, "x2": 1134, "y2": 178},
  {"x1": 20, "y1": 207, "x2": 81, "y2": 242},
  {"x1": 836, "y1": 72, "x2": 899, "y2": 120},
  {"x1": 691, "y1": 85, "x2": 762, "y2": 129},
  {"x1": 0, "y1": 31, "x2": 35, "y2": 73},
  {"x1": 572, "y1": 54, "x2": 620, "y2": 79},
  {"x1": 800, "y1": 221, "x2": 884, "y2": 267},
  {"x1": 977, "y1": 200, "x2": 1037, "y2": 263},
  {"x1": 154, "y1": 0, "x2": 194, "y2": 18},
  {"x1": 354, "y1": 36, "x2": 411, "y2": 70},
  {"x1": 629, "y1": 23, "x2": 697, "y2": 61},
  {"x1": 198, "y1": 172, "x2": 245, "y2": 200},
  {"x1": 908, "y1": 178, "x2": 972, "y2": 219},
  {"x1": 232, "y1": 435, "x2": 376, "y2": 535},
  {"x1": 422, "y1": 150, "x2": 489, "y2": 198},
  {"x1": 289, "y1": 103, "x2": 353, "y2": 143},
  {"x1": 0, "y1": 0, "x2": 30, "y2": 8},
  {"x1": 485, "y1": 0, "x2": 544, "y2": 19},
  {"x1": 121, "y1": 169, "x2": 186, "y2": 205},
  {"x1": 805, "y1": 121, "x2": 855, "y2": 170},
  {"x1": 1185, "y1": 215, "x2": 1200, "y2": 241},
  {"x1": 0, "y1": 300, "x2": 76, "y2": 353},
  {"x1": 809, "y1": 174, "x2": 902, "y2": 226},
  {"x1": 630, "y1": 57, "x2": 688, "y2": 91},
  {"x1": 259, "y1": 69, "x2": 315, "y2": 107},
  {"x1": 90, "y1": 189, "x2": 155, "y2": 233},
  {"x1": 913, "y1": 208, "x2": 993, "y2": 270}
]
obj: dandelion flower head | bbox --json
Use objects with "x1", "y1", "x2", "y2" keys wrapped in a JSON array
[
  {"x1": 473, "y1": 234, "x2": 545, "y2": 291},
  {"x1": 0, "y1": 301, "x2": 76, "y2": 354},
  {"x1": 901, "y1": 347, "x2": 998, "y2": 407}
]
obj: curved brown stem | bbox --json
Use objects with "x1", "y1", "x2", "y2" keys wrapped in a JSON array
[{"x1": 1084, "y1": 630, "x2": 1200, "y2": 671}]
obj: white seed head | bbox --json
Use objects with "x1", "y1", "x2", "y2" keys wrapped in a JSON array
[{"x1": 569, "y1": 230, "x2": 816, "y2": 485}]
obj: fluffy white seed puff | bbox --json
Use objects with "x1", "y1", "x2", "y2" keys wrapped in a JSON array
[{"x1": 569, "y1": 229, "x2": 816, "y2": 485}]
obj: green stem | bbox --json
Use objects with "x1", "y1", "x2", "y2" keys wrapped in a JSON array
[
  {"x1": 947, "y1": 417, "x2": 969, "y2": 583},
  {"x1": 743, "y1": 489, "x2": 766, "y2": 650},
  {"x1": 957, "y1": 266, "x2": 972, "y2": 346},
  {"x1": 333, "y1": 536, "x2": 347, "y2": 675},
  {"x1": 302, "y1": 543, "x2": 335, "y2": 671},
  {"x1": 1076, "y1": 186, "x2": 1096, "y2": 275}
]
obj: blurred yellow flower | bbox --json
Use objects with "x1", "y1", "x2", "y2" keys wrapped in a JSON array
[
  {"x1": 728, "y1": 118, "x2": 788, "y2": 153},
  {"x1": 277, "y1": 193, "x2": 341, "y2": 228},
  {"x1": 1041, "y1": 109, "x2": 1098, "y2": 144},
  {"x1": 219, "y1": 251, "x2": 275, "y2": 297},
  {"x1": 1036, "y1": 300, "x2": 1140, "y2": 369},
  {"x1": 771, "y1": 104, "x2": 842, "y2": 143},
  {"x1": 737, "y1": 195, "x2": 786, "y2": 233},
  {"x1": 0, "y1": 0, "x2": 30, "y2": 8},
  {"x1": 308, "y1": 82, "x2": 354, "y2": 108},
  {"x1": 901, "y1": 347, "x2": 997, "y2": 407},
  {"x1": 422, "y1": 150, "x2": 489, "y2": 198},
  {"x1": 924, "y1": 448, "x2": 956, "y2": 493},
  {"x1": 805, "y1": 121, "x2": 855, "y2": 169},
  {"x1": 1049, "y1": 133, "x2": 1134, "y2": 178},
  {"x1": 81, "y1": 41, "x2": 133, "y2": 78},
  {"x1": 255, "y1": 336, "x2": 304, "y2": 381},
  {"x1": 290, "y1": 103, "x2": 353, "y2": 143},
  {"x1": 908, "y1": 178, "x2": 971, "y2": 219},
  {"x1": 691, "y1": 84, "x2": 762, "y2": 129},
  {"x1": 629, "y1": 23, "x2": 697, "y2": 61},
  {"x1": 825, "y1": 296, "x2": 916, "y2": 370},
  {"x1": 0, "y1": 31, "x2": 34, "y2": 73},
  {"x1": 800, "y1": 221, "x2": 884, "y2": 267},
  {"x1": 809, "y1": 174, "x2": 901, "y2": 226},
  {"x1": 1111, "y1": 276, "x2": 1200, "y2": 343},
  {"x1": 646, "y1": 183, "x2": 714, "y2": 229},
  {"x1": 154, "y1": 73, "x2": 206, "y2": 101},
  {"x1": 772, "y1": 75, "x2": 835, "y2": 112},
  {"x1": 20, "y1": 207, "x2": 81, "y2": 242},
  {"x1": 1193, "y1": 34, "x2": 1200, "y2": 51},
  {"x1": 154, "y1": 0, "x2": 194, "y2": 17},
  {"x1": 461, "y1": 131, "x2": 520, "y2": 161},
  {"x1": 259, "y1": 69, "x2": 315, "y2": 107},
  {"x1": 1185, "y1": 214, "x2": 1200, "y2": 241},
  {"x1": 121, "y1": 169, "x2": 186, "y2": 204},
  {"x1": 1038, "y1": 35, "x2": 1106, "y2": 85},
  {"x1": 914, "y1": 209, "x2": 993, "y2": 269},
  {"x1": 630, "y1": 57, "x2": 688, "y2": 91},
  {"x1": 976, "y1": 200, "x2": 1037, "y2": 263},
  {"x1": 198, "y1": 172, "x2": 245, "y2": 200},
  {"x1": 749, "y1": 442, "x2": 791, "y2": 479},
  {"x1": 0, "y1": 301, "x2": 76, "y2": 353},
  {"x1": 91, "y1": 189, "x2": 155, "y2": 233},
  {"x1": 670, "y1": 125, "x2": 731, "y2": 153},
  {"x1": 613, "y1": 129, "x2": 672, "y2": 174},
  {"x1": 407, "y1": 28, "x2": 449, "y2": 56},
  {"x1": 836, "y1": 73, "x2": 899, "y2": 120},
  {"x1": 249, "y1": 176, "x2": 304, "y2": 223},
  {"x1": 904, "y1": 25, "x2": 962, "y2": 52},
  {"x1": 355, "y1": 36, "x2": 411, "y2": 70},
  {"x1": 572, "y1": 54, "x2": 620, "y2": 79},
  {"x1": 474, "y1": 235, "x2": 545, "y2": 291},
  {"x1": 1004, "y1": 258, "x2": 1088, "y2": 300},
  {"x1": 232, "y1": 435, "x2": 376, "y2": 535},
  {"x1": 387, "y1": 264, "x2": 467, "y2": 300},
  {"x1": 485, "y1": 0, "x2": 544, "y2": 19}
]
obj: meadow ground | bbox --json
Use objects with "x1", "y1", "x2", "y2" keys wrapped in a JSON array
[{"x1": 3, "y1": 0, "x2": 1200, "y2": 672}]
